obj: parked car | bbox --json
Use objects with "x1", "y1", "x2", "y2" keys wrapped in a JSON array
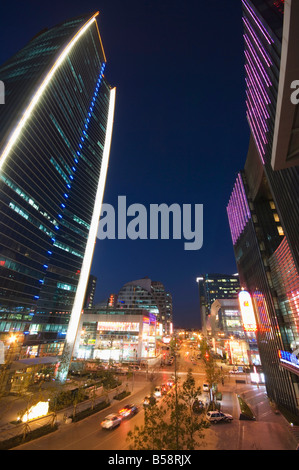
[
  {"x1": 101, "y1": 414, "x2": 122, "y2": 430},
  {"x1": 206, "y1": 411, "x2": 233, "y2": 423},
  {"x1": 203, "y1": 383, "x2": 209, "y2": 392},
  {"x1": 119, "y1": 404, "x2": 138, "y2": 418},
  {"x1": 154, "y1": 386, "x2": 162, "y2": 398}
]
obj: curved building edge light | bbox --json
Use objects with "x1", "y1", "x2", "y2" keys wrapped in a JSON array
[
  {"x1": 64, "y1": 86, "x2": 116, "y2": 362},
  {"x1": 0, "y1": 12, "x2": 99, "y2": 171}
]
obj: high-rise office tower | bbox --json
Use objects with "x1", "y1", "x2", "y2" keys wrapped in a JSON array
[
  {"x1": 83, "y1": 275, "x2": 97, "y2": 309},
  {"x1": 0, "y1": 12, "x2": 115, "y2": 375},
  {"x1": 227, "y1": 0, "x2": 299, "y2": 418},
  {"x1": 197, "y1": 274, "x2": 240, "y2": 333}
]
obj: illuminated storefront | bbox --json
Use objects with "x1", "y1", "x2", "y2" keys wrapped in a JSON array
[
  {"x1": 225, "y1": 339, "x2": 249, "y2": 365},
  {"x1": 73, "y1": 310, "x2": 156, "y2": 362},
  {"x1": 140, "y1": 314, "x2": 156, "y2": 358},
  {"x1": 210, "y1": 297, "x2": 260, "y2": 365}
]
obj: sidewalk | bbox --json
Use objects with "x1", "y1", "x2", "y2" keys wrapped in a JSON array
[
  {"x1": 0, "y1": 375, "x2": 147, "y2": 441},
  {"x1": 218, "y1": 376, "x2": 299, "y2": 449}
]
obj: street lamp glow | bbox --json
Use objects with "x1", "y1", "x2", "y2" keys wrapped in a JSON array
[{"x1": 8, "y1": 334, "x2": 17, "y2": 344}]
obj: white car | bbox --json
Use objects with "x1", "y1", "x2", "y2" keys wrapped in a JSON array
[
  {"x1": 101, "y1": 413, "x2": 122, "y2": 430},
  {"x1": 154, "y1": 386, "x2": 162, "y2": 398},
  {"x1": 206, "y1": 411, "x2": 233, "y2": 423},
  {"x1": 203, "y1": 383, "x2": 209, "y2": 392}
]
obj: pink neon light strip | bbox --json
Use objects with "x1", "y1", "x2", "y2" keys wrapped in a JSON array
[
  {"x1": 247, "y1": 103, "x2": 267, "y2": 150},
  {"x1": 227, "y1": 173, "x2": 251, "y2": 245},
  {"x1": 243, "y1": 17, "x2": 272, "y2": 67},
  {"x1": 246, "y1": 86, "x2": 268, "y2": 135},
  {"x1": 242, "y1": 0, "x2": 274, "y2": 45},
  {"x1": 247, "y1": 110, "x2": 266, "y2": 163},
  {"x1": 246, "y1": 81, "x2": 269, "y2": 133},
  {"x1": 244, "y1": 34, "x2": 272, "y2": 87},
  {"x1": 245, "y1": 64, "x2": 270, "y2": 118},
  {"x1": 245, "y1": 51, "x2": 270, "y2": 104}
]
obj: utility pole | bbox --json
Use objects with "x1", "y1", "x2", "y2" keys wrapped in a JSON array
[
  {"x1": 174, "y1": 348, "x2": 179, "y2": 449},
  {"x1": 170, "y1": 336, "x2": 179, "y2": 450}
]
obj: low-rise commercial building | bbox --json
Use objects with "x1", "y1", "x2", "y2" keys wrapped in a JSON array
[
  {"x1": 73, "y1": 308, "x2": 157, "y2": 362},
  {"x1": 210, "y1": 298, "x2": 260, "y2": 366}
]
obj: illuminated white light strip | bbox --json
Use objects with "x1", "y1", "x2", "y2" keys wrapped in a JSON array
[
  {"x1": 65, "y1": 87, "x2": 116, "y2": 350},
  {"x1": 0, "y1": 13, "x2": 98, "y2": 172}
]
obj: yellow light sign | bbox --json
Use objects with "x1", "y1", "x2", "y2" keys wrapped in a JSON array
[
  {"x1": 238, "y1": 290, "x2": 257, "y2": 332},
  {"x1": 22, "y1": 401, "x2": 49, "y2": 422}
]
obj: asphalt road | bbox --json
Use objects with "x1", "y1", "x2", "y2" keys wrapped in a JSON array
[{"x1": 13, "y1": 344, "x2": 299, "y2": 450}]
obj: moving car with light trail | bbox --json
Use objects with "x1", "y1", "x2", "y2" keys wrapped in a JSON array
[
  {"x1": 118, "y1": 404, "x2": 138, "y2": 418},
  {"x1": 101, "y1": 413, "x2": 122, "y2": 429}
]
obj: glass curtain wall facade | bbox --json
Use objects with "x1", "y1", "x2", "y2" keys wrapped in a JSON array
[
  {"x1": 84, "y1": 275, "x2": 97, "y2": 308},
  {"x1": 227, "y1": 1, "x2": 299, "y2": 417},
  {"x1": 197, "y1": 274, "x2": 240, "y2": 334},
  {"x1": 0, "y1": 13, "x2": 115, "y2": 362}
]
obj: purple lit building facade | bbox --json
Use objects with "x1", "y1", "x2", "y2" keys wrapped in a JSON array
[
  {"x1": 227, "y1": 173, "x2": 251, "y2": 245},
  {"x1": 227, "y1": 0, "x2": 299, "y2": 418}
]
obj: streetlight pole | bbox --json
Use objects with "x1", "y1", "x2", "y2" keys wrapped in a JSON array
[
  {"x1": 170, "y1": 336, "x2": 180, "y2": 450},
  {"x1": 174, "y1": 349, "x2": 179, "y2": 450}
]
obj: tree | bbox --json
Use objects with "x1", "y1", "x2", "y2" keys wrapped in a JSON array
[
  {"x1": 200, "y1": 337, "x2": 225, "y2": 405},
  {"x1": 127, "y1": 403, "x2": 169, "y2": 450},
  {"x1": 127, "y1": 370, "x2": 209, "y2": 450},
  {"x1": 165, "y1": 369, "x2": 209, "y2": 450}
]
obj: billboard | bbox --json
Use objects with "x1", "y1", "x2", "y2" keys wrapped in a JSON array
[
  {"x1": 97, "y1": 321, "x2": 139, "y2": 332},
  {"x1": 238, "y1": 290, "x2": 257, "y2": 332}
]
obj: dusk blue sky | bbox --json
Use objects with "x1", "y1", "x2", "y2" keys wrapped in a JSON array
[{"x1": 0, "y1": 1, "x2": 250, "y2": 328}]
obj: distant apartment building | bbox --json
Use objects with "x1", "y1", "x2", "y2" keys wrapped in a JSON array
[{"x1": 117, "y1": 277, "x2": 173, "y2": 336}]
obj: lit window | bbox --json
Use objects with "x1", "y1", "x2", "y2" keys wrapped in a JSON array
[{"x1": 273, "y1": 213, "x2": 280, "y2": 222}]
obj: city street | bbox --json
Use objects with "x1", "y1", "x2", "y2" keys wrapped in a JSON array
[
  {"x1": 1, "y1": 1, "x2": 299, "y2": 455},
  {"x1": 12, "y1": 344, "x2": 299, "y2": 450}
]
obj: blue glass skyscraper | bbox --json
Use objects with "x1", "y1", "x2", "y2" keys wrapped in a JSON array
[{"x1": 0, "y1": 12, "x2": 115, "y2": 374}]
